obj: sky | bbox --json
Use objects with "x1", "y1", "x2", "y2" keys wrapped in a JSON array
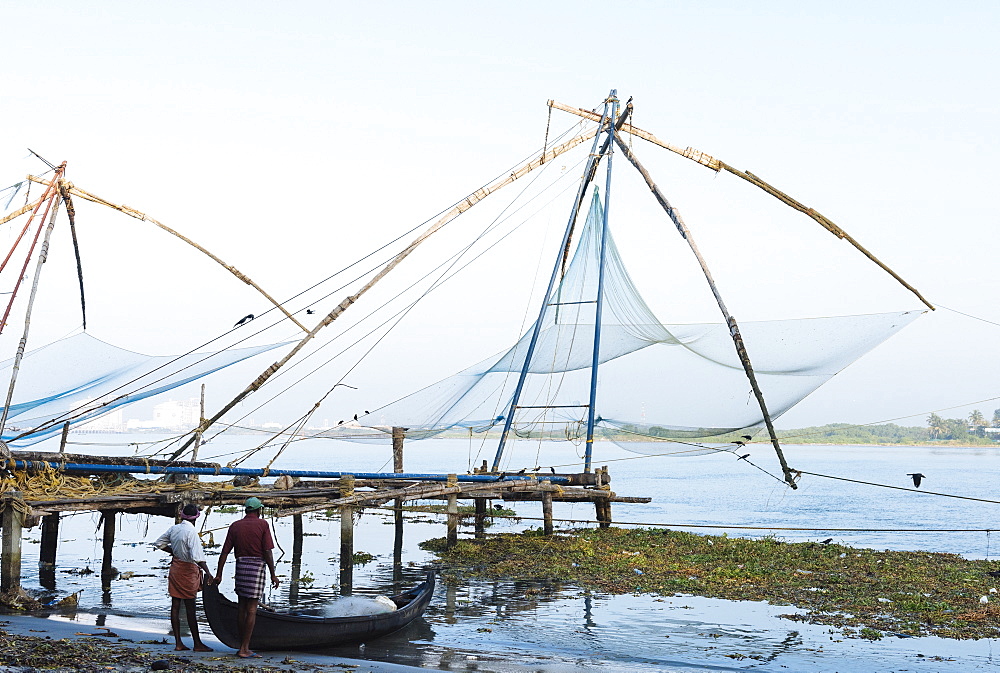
[{"x1": 1, "y1": 1, "x2": 999, "y2": 440}]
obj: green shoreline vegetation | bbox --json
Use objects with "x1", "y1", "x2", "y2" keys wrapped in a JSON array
[
  {"x1": 436, "y1": 411, "x2": 1000, "y2": 447},
  {"x1": 423, "y1": 528, "x2": 1000, "y2": 640}
]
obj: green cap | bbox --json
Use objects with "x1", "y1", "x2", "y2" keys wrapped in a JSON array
[{"x1": 244, "y1": 497, "x2": 263, "y2": 510}]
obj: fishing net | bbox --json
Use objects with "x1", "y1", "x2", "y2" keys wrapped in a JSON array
[
  {"x1": 324, "y1": 189, "x2": 923, "y2": 452},
  {"x1": 0, "y1": 333, "x2": 285, "y2": 446}
]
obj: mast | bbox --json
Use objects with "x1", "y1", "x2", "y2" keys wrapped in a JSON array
[
  {"x1": 0, "y1": 163, "x2": 67, "y2": 450},
  {"x1": 583, "y1": 93, "x2": 619, "y2": 472},
  {"x1": 492, "y1": 91, "x2": 616, "y2": 473}
]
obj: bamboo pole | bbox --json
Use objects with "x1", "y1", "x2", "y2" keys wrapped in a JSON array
[
  {"x1": 0, "y1": 197, "x2": 44, "y2": 228},
  {"x1": 0, "y1": 171, "x2": 65, "y2": 450},
  {"x1": 168, "y1": 129, "x2": 598, "y2": 461},
  {"x1": 612, "y1": 132, "x2": 798, "y2": 489},
  {"x1": 57, "y1": 181, "x2": 87, "y2": 329},
  {"x1": 549, "y1": 100, "x2": 934, "y2": 311},
  {"x1": 26, "y1": 176, "x2": 309, "y2": 333}
]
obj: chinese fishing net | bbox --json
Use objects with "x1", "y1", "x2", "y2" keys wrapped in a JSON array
[
  {"x1": 325, "y1": 190, "x2": 923, "y2": 455},
  {"x1": 0, "y1": 333, "x2": 285, "y2": 446}
]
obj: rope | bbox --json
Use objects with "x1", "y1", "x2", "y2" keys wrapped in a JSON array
[{"x1": 797, "y1": 470, "x2": 1000, "y2": 504}]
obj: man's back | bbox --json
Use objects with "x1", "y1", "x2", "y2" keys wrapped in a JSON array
[{"x1": 223, "y1": 515, "x2": 273, "y2": 559}]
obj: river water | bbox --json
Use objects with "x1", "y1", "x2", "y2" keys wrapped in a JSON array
[{"x1": 12, "y1": 435, "x2": 1000, "y2": 671}]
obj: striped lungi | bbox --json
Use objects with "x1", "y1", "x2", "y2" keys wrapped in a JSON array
[
  {"x1": 167, "y1": 558, "x2": 201, "y2": 599},
  {"x1": 234, "y1": 556, "x2": 266, "y2": 600}
]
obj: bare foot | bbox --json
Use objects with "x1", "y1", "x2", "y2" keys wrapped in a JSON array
[
  {"x1": 174, "y1": 644, "x2": 190, "y2": 651},
  {"x1": 193, "y1": 645, "x2": 214, "y2": 652}
]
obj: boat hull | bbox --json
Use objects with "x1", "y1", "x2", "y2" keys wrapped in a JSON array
[{"x1": 202, "y1": 571, "x2": 434, "y2": 651}]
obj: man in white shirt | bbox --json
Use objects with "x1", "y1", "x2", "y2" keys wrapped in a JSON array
[{"x1": 153, "y1": 503, "x2": 216, "y2": 651}]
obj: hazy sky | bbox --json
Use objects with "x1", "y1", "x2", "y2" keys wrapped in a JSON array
[{"x1": 2, "y1": 1, "x2": 999, "y2": 437}]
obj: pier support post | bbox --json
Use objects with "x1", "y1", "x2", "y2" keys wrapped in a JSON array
[
  {"x1": 339, "y1": 475, "x2": 355, "y2": 596},
  {"x1": 542, "y1": 485, "x2": 554, "y2": 536},
  {"x1": 100, "y1": 511, "x2": 117, "y2": 605},
  {"x1": 446, "y1": 474, "x2": 459, "y2": 549},
  {"x1": 290, "y1": 513, "x2": 303, "y2": 604},
  {"x1": 1, "y1": 491, "x2": 23, "y2": 593},
  {"x1": 392, "y1": 426, "x2": 404, "y2": 585},
  {"x1": 39, "y1": 513, "x2": 59, "y2": 590},
  {"x1": 474, "y1": 497, "x2": 487, "y2": 539}
]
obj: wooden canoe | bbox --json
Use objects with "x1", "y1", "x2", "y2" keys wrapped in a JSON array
[{"x1": 202, "y1": 571, "x2": 435, "y2": 651}]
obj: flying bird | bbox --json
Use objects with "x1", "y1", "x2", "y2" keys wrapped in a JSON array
[
  {"x1": 907, "y1": 473, "x2": 926, "y2": 488},
  {"x1": 233, "y1": 314, "x2": 254, "y2": 327}
]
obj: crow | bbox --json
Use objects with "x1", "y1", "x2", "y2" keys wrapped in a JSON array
[
  {"x1": 741, "y1": 435, "x2": 752, "y2": 441},
  {"x1": 907, "y1": 473, "x2": 926, "y2": 488},
  {"x1": 549, "y1": 467, "x2": 556, "y2": 474},
  {"x1": 737, "y1": 454, "x2": 751, "y2": 461},
  {"x1": 820, "y1": 538, "x2": 833, "y2": 544},
  {"x1": 364, "y1": 410, "x2": 370, "y2": 415},
  {"x1": 306, "y1": 309, "x2": 315, "y2": 314},
  {"x1": 517, "y1": 468, "x2": 526, "y2": 475},
  {"x1": 731, "y1": 440, "x2": 746, "y2": 448},
  {"x1": 233, "y1": 314, "x2": 254, "y2": 327},
  {"x1": 337, "y1": 420, "x2": 344, "y2": 425},
  {"x1": 353, "y1": 414, "x2": 358, "y2": 421}
]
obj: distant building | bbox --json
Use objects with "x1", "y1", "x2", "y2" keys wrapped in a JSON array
[{"x1": 125, "y1": 398, "x2": 200, "y2": 431}]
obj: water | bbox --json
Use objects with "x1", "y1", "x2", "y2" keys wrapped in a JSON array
[{"x1": 13, "y1": 435, "x2": 1000, "y2": 670}]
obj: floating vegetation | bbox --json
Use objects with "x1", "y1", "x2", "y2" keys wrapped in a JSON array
[
  {"x1": 424, "y1": 527, "x2": 1000, "y2": 639},
  {"x1": 352, "y1": 551, "x2": 376, "y2": 566}
]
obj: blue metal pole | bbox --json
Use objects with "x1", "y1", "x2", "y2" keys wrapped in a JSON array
[
  {"x1": 491, "y1": 93, "x2": 615, "y2": 472},
  {"x1": 583, "y1": 92, "x2": 619, "y2": 473},
  {"x1": 10, "y1": 460, "x2": 572, "y2": 484}
]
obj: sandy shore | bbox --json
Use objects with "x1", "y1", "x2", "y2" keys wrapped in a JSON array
[{"x1": 0, "y1": 612, "x2": 433, "y2": 672}]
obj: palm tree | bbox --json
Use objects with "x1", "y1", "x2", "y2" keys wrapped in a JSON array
[{"x1": 927, "y1": 413, "x2": 947, "y2": 440}]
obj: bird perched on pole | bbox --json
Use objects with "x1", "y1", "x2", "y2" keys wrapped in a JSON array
[{"x1": 907, "y1": 473, "x2": 926, "y2": 488}]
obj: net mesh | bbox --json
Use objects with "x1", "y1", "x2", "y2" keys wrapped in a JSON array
[
  {"x1": 323, "y1": 189, "x2": 923, "y2": 451},
  {"x1": 0, "y1": 333, "x2": 285, "y2": 445}
]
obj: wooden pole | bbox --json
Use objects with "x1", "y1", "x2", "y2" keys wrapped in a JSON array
[
  {"x1": 391, "y1": 427, "x2": 405, "y2": 473},
  {"x1": 339, "y1": 475, "x2": 354, "y2": 596},
  {"x1": 0, "y1": 170, "x2": 64, "y2": 449},
  {"x1": 58, "y1": 422, "x2": 70, "y2": 454},
  {"x1": 446, "y1": 474, "x2": 459, "y2": 549},
  {"x1": 290, "y1": 513, "x2": 303, "y2": 604},
  {"x1": 612, "y1": 132, "x2": 798, "y2": 489},
  {"x1": 542, "y1": 485, "x2": 554, "y2": 536},
  {"x1": 1, "y1": 492, "x2": 23, "y2": 592},
  {"x1": 101, "y1": 511, "x2": 117, "y2": 578},
  {"x1": 39, "y1": 513, "x2": 58, "y2": 590},
  {"x1": 474, "y1": 497, "x2": 487, "y2": 539},
  {"x1": 39, "y1": 513, "x2": 59, "y2": 567},
  {"x1": 392, "y1": 426, "x2": 404, "y2": 585}
]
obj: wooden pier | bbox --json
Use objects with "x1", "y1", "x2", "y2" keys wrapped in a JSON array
[{"x1": 0, "y1": 448, "x2": 650, "y2": 596}]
